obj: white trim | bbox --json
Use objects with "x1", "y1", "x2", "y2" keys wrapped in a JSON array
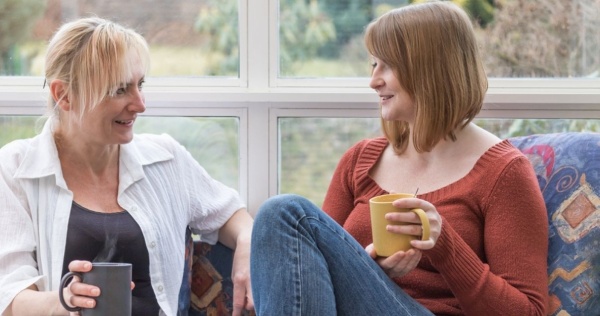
[
  {"x1": 247, "y1": 0, "x2": 270, "y2": 90},
  {"x1": 268, "y1": 0, "x2": 279, "y2": 88},
  {"x1": 269, "y1": 107, "x2": 279, "y2": 198},
  {"x1": 246, "y1": 103, "x2": 270, "y2": 216},
  {"x1": 2, "y1": 83, "x2": 599, "y2": 109},
  {"x1": 238, "y1": 0, "x2": 249, "y2": 88}
]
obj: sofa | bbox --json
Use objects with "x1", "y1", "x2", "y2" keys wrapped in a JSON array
[
  {"x1": 510, "y1": 132, "x2": 600, "y2": 315},
  {"x1": 180, "y1": 132, "x2": 600, "y2": 316}
]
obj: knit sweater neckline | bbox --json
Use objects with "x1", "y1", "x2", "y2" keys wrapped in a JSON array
[{"x1": 353, "y1": 136, "x2": 514, "y2": 200}]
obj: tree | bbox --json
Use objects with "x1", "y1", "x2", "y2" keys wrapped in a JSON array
[
  {"x1": 411, "y1": 0, "x2": 496, "y2": 27},
  {"x1": 195, "y1": 0, "x2": 336, "y2": 76},
  {"x1": 0, "y1": 0, "x2": 46, "y2": 75},
  {"x1": 194, "y1": 0, "x2": 239, "y2": 76},
  {"x1": 317, "y1": 0, "x2": 371, "y2": 58},
  {"x1": 279, "y1": 0, "x2": 336, "y2": 76},
  {"x1": 480, "y1": 0, "x2": 600, "y2": 77}
]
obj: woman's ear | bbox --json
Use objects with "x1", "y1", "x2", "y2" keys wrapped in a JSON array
[{"x1": 49, "y1": 80, "x2": 71, "y2": 111}]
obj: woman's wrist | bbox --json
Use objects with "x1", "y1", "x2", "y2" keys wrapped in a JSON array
[{"x1": 235, "y1": 227, "x2": 252, "y2": 249}]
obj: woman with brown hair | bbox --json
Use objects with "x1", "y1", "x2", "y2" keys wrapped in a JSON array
[{"x1": 250, "y1": 2, "x2": 548, "y2": 315}]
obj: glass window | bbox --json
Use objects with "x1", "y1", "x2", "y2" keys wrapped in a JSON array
[
  {"x1": 279, "y1": 117, "x2": 381, "y2": 205},
  {"x1": 0, "y1": 116, "x2": 41, "y2": 146},
  {"x1": 278, "y1": 0, "x2": 600, "y2": 79},
  {"x1": 0, "y1": 116, "x2": 240, "y2": 190},
  {"x1": 279, "y1": 117, "x2": 600, "y2": 206},
  {"x1": 476, "y1": 118, "x2": 600, "y2": 138},
  {"x1": 0, "y1": 0, "x2": 239, "y2": 77},
  {"x1": 135, "y1": 116, "x2": 240, "y2": 189}
]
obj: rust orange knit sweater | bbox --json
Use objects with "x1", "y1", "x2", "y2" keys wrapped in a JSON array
[{"x1": 323, "y1": 137, "x2": 548, "y2": 316}]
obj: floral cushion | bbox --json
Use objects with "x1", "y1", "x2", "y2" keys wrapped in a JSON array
[{"x1": 509, "y1": 132, "x2": 600, "y2": 315}]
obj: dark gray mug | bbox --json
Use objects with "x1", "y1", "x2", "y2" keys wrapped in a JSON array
[{"x1": 59, "y1": 262, "x2": 132, "y2": 316}]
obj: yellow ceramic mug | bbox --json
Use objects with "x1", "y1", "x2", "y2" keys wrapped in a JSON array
[{"x1": 369, "y1": 193, "x2": 431, "y2": 257}]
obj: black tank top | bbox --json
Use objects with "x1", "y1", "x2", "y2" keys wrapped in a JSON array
[{"x1": 62, "y1": 202, "x2": 160, "y2": 315}]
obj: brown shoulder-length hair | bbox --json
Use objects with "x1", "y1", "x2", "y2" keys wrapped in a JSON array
[{"x1": 364, "y1": 1, "x2": 487, "y2": 154}]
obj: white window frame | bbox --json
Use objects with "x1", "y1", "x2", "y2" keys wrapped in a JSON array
[{"x1": 1, "y1": 0, "x2": 600, "y2": 214}]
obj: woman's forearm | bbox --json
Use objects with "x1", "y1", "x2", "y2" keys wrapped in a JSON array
[
  {"x1": 7, "y1": 286, "x2": 66, "y2": 316},
  {"x1": 218, "y1": 208, "x2": 253, "y2": 250}
]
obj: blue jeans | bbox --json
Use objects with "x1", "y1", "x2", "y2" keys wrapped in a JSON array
[{"x1": 250, "y1": 194, "x2": 434, "y2": 316}]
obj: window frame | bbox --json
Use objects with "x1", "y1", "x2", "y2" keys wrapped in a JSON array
[{"x1": 1, "y1": 0, "x2": 600, "y2": 214}]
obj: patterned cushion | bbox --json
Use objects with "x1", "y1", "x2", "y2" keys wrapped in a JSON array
[
  {"x1": 509, "y1": 132, "x2": 600, "y2": 315},
  {"x1": 179, "y1": 236, "x2": 255, "y2": 316},
  {"x1": 178, "y1": 227, "x2": 193, "y2": 315}
]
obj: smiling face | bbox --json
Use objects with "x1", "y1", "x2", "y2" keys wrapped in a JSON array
[
  {"x1": 369, "y1": 56, "x2": 415, "y2": 123},
  {"x1": 45, "y1": 17, "x2": 151, "y2": 149},
  {"x1": 52, "y1": 52, "x2": 147, "y2": 148},
  {"x1": 81, "y1": 69, "x2": 146, "y2": 146}
]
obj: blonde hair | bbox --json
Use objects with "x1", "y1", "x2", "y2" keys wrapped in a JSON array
[
  {"x1": 364, "y1": 1, "x2": 487, "y2": 153},
  {"x1": 44, "y1": 17, "x2": 150, "y2": 120}
]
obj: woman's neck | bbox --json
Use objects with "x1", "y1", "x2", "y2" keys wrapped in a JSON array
[{"x1": 53, "y1": 131, "x2": 120, "y2": 176}]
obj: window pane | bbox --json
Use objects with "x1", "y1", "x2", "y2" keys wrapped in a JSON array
[
  {"x1": 0, "y1": 0, "x2": 239, "y2": 77},
  {"x1": 0, "y1": 116, "x2": 41, "y2": 146},
  {"x1": 135, "y1": 117, "x2": 240, "y2": 189},
  {"x1": 0, "y1": 116, "x2": 240, "y2": 190},
  {"x1": 279, "y1": 117, "x2": 381, "y2": 205},
  {"x1": 278, "y1": 117, "x2": 600, "y2": 206},
  {"x1": 475, "y1": 118, "x2": 600, "y2": 139},
  {"x1": 479, "y1": 0, "x2": 600, "y2": 78},
  {"x1": 278, "y1": 0, "x2": 600, "y2": 78}
]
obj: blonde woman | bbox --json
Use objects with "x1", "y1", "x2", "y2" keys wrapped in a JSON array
[
  {"x1": 0, "y1": 17, "x2": 254, "y2": 316},
  {"x1": 250, "y1": 2, "x2": 548, "y2": 315}
]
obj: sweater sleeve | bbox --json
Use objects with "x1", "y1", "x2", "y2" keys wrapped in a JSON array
[
  {"x1": 322, "y1": 141, "x2": 363, "y2": 226},
  {"x1": 424, "y1": 155, "x2": 548, "y2": 316}
]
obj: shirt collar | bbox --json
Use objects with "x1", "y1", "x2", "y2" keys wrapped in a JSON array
[
  {"x1": 118, "y1": 134, "x2": 174, "y2": 191},
  {"x1": 14, "y1": 119, "x2": 64, "y2": 184},
  {"x1": 14, "y1": 119, "x2": 174, "y2": 189}
]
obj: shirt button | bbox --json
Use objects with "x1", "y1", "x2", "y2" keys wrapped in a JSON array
[
  {"x1": 150, "y1": 241, "x2": 156, "y2": 248},
  {"x1": 157, "y1": 285, "x2": 164, "y2": 292}
]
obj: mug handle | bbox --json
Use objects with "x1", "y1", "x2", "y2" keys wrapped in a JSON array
[
  {"x1": 411, "y1": 208, "x2": 430, "y2": 241},
  {"x1": 59, "y1": 271, "x2": 83, "y2": 312}
]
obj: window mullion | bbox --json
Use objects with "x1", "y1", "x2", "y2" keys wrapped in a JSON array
[{"x1": 246, "y1": 0, "x2": 270, "y2": 90}]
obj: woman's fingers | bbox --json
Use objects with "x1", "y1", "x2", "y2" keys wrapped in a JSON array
[
  {"x1": 67, "y1": 292, "x2": 96, "y2": 309},
  {"x1": 62, "y1": 281, "x2": 98, "y2": 310},
  {"x1": 385, "y1": 221, "x2": 424, "y2": 236},
  {"x1": 378, "y1": 249, "x2": 422, "y2": 278},
  {"x1": 67, "y1": 260, "x2": 93, "y2": 273},
  {"x1": 385, "y1": 197, "x2": 443, "y2": 248},
  {"x1": 410, "y1": 238, "x2": 436, "y2": 250},
  {"x1": 69, "y1": 281, "x2": 100, "y2": 297},
  {"x1": 63, "y1": 260, "x2": 100, "y2": 311},
  {"x1": 365, "y1": 244, "x2": 378, "y2": 259}
]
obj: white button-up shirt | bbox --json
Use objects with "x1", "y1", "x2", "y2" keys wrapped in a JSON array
[{"x1": 0, "y1": 119, "x2": 245, "y2": 315}]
